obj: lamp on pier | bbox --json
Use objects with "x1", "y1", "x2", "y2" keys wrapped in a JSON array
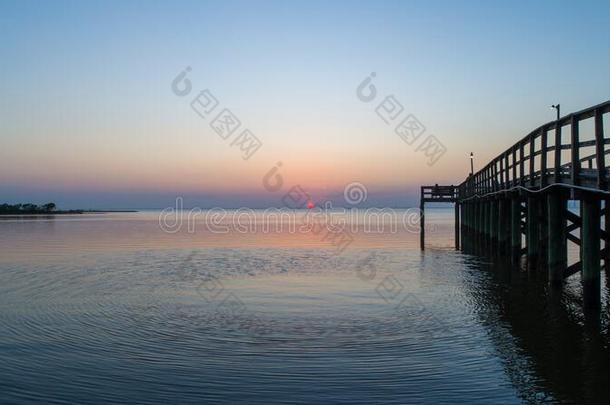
[{"x1": 551, "y1": 104, "x2": 560, "y2": 121}]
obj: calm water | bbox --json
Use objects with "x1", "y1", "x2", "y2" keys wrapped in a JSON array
[{"x1": 0, "y1": 209, "x2": 609, "y2": 404}]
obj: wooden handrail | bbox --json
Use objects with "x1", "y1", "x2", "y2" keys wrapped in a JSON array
[{"x1": 458, "y1": 100, "x2": 610, "y2": 199}]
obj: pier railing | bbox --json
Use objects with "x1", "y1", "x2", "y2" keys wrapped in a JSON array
[{"x1": 458, "y1": 100, "x2": 610, "y2": 199}]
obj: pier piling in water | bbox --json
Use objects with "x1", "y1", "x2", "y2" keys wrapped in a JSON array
[
  {"x1": 582, "y1": 196, "x2": 601, "y2": 309},
  {"x1": 489, "y1": 201, "x2": 495, "y2": 254},
  {"x1": 526, "y1": 197, "x2": 539, "y2": 269},
  {"x1": 498, "y1": 198, "x2": 509, "y2": 258},
  {"x1": 547, "y1": 191, "x2": 567, "y2": 285},
  {"x1": 510, "y1": 198, "x2": 522, "y2": 264}
]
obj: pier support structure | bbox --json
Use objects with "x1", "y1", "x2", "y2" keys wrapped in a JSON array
[
  {"x1": 526, "y1": 197, "x2": 540, "y2": 270},
  {"x1": 510, "y1": 197, "x2": 522, "y2": 264},
  {"x1": 424, "y1": 100, "x2": 610, "y2": 313},
  {"x1": 547, "y1": 191, "x2": 567, "y2": 285},
  {"x1": 582, "y1": 196, "x2": 601, "y2": 309}
]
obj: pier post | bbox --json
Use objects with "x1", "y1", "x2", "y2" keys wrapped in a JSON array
[
  {"x1": 582, "y1": 196, "x2": 601, "y2": 309},
  {"x1": 476, "y1": 201, "x2": 480, "y2": 254},
  {"x1": 460, "y1": 203, "x2": 466, "y2": 252},
  {"x1": 538, "y1": 197, "x2": 548, "y2": 270},
  {"x1": 489, "y1": 200, "x2": 495, "y2": 254},
  {"x1": 475, "y1": 201, "x2": 481, "y2": 254},
  {"x1": 471, "y1": 202, "x2": 476, "y2": 254},
  {"x1": 490, "y1": 199, "x2": 498, "y2": 257},
  {"x1": 481, "y1": 200, "x2": 491, "y2": 255},
  {"x1": 419, "y1": 198, "x2": 425, "y2": 251},
  {"x1": 547, "y1": 191, "x2": 567, "y2": 285},
  {"x1": 604, "y1": 200, "x2": 610, "y2": 280},
  {"x1": 468, "y1": 202, "x2": 473, "y2": 253},
  {"x1": 468, "y1": 203, "x2": 473, "y2": 254},
  {"x1": 454, "y1": 202, "x2": 460, "y2": 250},
  {"x1": 477, "y1": 200, "x2": 485, "y2": 254},
  {"x1": 498, "y1": 198, "x2": 509, "y2": 258},
  {"x1": 527, "y1": 197, "x2": 539, "y2": 269},
  {"x1": 511, "y1": 197, "x2": 522, "y2": 265},
  {"x1": 477, "y1": 201, "x2": 484, "y2": 255},
  {"x1": 467, "y1": 202, "x2": 472, "y2": 253}
]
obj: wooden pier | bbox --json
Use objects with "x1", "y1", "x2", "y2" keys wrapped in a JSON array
[{"x1": 420, "y1": 100, "x2": 610, "y2": 310}]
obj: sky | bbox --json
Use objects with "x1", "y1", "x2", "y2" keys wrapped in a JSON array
[{"x1": 1, "y1": 0, "x2": 609, "y2": 208}]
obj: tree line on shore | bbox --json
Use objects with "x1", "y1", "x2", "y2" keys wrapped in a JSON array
[{"x1": 0, "y1": 202, "x2": 64, "y2": 214}]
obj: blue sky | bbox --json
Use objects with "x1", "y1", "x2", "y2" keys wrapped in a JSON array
[{"x1": 1, "y1": 0, "x2": 609, "y2": 208}]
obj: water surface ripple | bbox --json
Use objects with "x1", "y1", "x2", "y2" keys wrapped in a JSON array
[{"x1": 0, "y1": 210, "x2": 609, "y2": 404}]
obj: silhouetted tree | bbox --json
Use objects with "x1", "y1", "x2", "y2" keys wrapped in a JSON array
[{"x1": 22, "y1": 203, "x2": 37, "y2": 212}]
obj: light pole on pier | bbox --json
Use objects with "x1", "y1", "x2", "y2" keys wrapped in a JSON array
[
  {"x1": 551, "y1": 104, "x2": 560, "y2": 121},
  {"x1": 470, "y1": 152, "x2": 474, "y2": 176}
]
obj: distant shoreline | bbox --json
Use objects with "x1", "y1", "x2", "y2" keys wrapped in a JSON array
[{"x1": 0, "y1": 210, "x2": 138, "y2": 216}]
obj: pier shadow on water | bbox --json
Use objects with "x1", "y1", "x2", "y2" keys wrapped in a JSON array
[{"x1": 466, "y1": 259, "x2": 610, "y2": 404}]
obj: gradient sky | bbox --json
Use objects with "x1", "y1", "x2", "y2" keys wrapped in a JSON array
[{"x1": 1, "y1": 0, "x2": 610, "y2": 208}]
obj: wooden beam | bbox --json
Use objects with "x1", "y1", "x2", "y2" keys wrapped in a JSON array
[
  {"x1": 529, "y1": 136, "x2": 536, "y2": 188},
  {"x1": 527, "y1": 197, "x2": 539, "y2": 268},
  {"x1": 582, "y1": 197, "x2": 601, "y2": 309},
  {"x1": 565, "y1": 247, "x2": 608, "y2": 279},
  {"x1": 595, "y1": 108, "x2": 606, "y2": 190},
  {"x1": 511, "y1": 198, "x2": 522, "y2": 264},
  {"x1": 454, "y1": 202, "x2": 460, "y2": 251},
  {"x1": 419, "y1": 190, "x2": 425, "y2": 251},
  {"x1": 570, "y1": 115, "x2": 580, "y2": 186},
  {"x1": 540, "y1": 128, "x2": 548, "y2": 187},
  {"x1": 548, "y1": 192, "x2": 567, "y2": 285},
  {"x1": 567, "y1": 233, "x2": 581, "y2": 246},
  {"x1": 554, "y1": 123, "x2": 562, "y2": 183}
]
